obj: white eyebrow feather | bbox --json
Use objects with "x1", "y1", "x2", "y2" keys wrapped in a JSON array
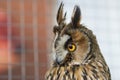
[
  {"x1": 52, "y1": 33, "x2": 59, "y2": 60},
  {"x1": 57, "y1": 35, "x2": 70, "y2": 47},
  {"x1": 52, "y1": 34, "x2": 70, "y2": 63}
]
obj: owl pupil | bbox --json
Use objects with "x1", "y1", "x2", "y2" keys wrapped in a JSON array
[{"x1": 69, "y1": 45, "x2": 73, "y2": 49}]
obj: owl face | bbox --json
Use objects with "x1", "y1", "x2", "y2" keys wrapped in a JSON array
[
  {"x1": 53, "y1": 26, "x2": 91, "y2": 65},
  {"x1": 52, "y1": 3, "x2": 92, "y2": 65}
]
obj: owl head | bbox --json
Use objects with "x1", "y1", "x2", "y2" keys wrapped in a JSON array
[{"x1": 52, "y1": 3, "x2": 101, "y2": 66}]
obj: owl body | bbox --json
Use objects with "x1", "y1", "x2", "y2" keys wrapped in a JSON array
[{"x1": 46, "y1": 3, "x2": 111, "y2": 80}]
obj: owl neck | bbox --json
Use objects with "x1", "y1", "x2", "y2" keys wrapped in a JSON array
[{"x1": 52, "y1": 55, "x2": 95, "y2": 67}]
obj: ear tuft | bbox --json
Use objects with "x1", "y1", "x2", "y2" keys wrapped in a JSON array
[
  {"x1": 57, "y1": 2, "x2": 64, "y2": 25},
  {"x1": 71, "y1": 5, "x2": 81, "y2": 27}
]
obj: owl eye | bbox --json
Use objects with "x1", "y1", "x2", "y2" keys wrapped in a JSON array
[{"x1": 67, "y1": 43, "x2": 76, "y2": 52}]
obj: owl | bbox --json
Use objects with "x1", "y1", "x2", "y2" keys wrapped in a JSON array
[{"x1": 45, "y1": 3, "x2": 111, "y2": 80}]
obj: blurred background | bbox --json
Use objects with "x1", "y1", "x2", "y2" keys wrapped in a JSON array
[
  {"x1": 0, "y1": 0, "x2": 120, "y2": 80},
  {"x1": 0, "y1": 0, "x2": 55, "y2": 80}
]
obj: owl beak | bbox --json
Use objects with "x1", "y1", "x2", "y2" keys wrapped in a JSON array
[
  {"x1": 55, "y1": 52, "x2": 67, "y2": 65},
  {"x1": 55, "y1": 58, "x2": 61, "y2": 64},
  {"x1": 55, "y1": 55, "x2": 63, "y2": 64}
]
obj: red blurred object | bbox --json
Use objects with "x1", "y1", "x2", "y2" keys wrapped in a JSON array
[
  {"x1": 0, "y1": 9, "x2": 7, "y2": 22},
  {"x1": 0, "y1": 9, "x2": 18, "y2": 74},
  {"x1": 0, "y1": 40, "x2": 17, "y2": 73},
  {"x1": 0, "y1": 9, "x2": 7, "y2": 36}
]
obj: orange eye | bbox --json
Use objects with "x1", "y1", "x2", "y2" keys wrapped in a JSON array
[{"x1": 67, "y1": 43, "x2": 76, "y2": 52}]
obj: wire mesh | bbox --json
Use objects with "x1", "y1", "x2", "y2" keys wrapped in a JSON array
[{"x1": 0, "y1": 0, "x2": 55, "y2": 80}]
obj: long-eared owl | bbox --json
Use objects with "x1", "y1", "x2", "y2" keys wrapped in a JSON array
[{"x1": 45, "y1": 3, "x2": 111, "y2": 80}]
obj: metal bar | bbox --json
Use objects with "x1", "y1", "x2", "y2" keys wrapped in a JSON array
[
  {"x1": 7, "y1": 0, "x2": 12, "y2": 80},
  {"x1": 20, "y1": 0, "x2": 26, "y2": 80},
  {"x1": 32, "y1": 0, "x2": 39, "y2": 80}
]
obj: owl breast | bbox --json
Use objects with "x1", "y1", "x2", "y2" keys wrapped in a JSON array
[{"x1": 45, "y1": 60, "x2": 110, "y2": 80}]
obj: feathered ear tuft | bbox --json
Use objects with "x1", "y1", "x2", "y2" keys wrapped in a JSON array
[
  {"x1": 57, "y1": 2, "x2": 66, "y2": 25},
  {"x1": 71, "y1": 5, "x2": 81, "y2": 27}
]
